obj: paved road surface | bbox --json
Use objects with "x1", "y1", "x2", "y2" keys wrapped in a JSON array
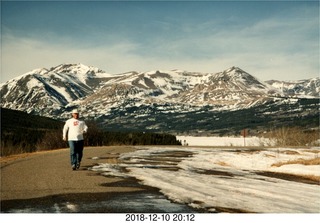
[{"x1": 1, "y1": 146, "x2": 196, "y2": 213}]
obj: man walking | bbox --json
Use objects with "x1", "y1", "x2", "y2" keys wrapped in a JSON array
[{"x1": 63, "y1": 109, "x2": 88, "y2": 170}]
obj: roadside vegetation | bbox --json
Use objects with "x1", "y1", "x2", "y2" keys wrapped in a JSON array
[
  {"x1": 1, "y1": 108, "x2": 319, "y2": 157},
  {"x1": 261, "y1": 127, "x2": 319, "y2": 147},
  {"x1": 1, "y1": 108, "x2": 64, "y2": 156},
  {"x1": 1, "y1": 108, "x2": 181, "y2": 157}
]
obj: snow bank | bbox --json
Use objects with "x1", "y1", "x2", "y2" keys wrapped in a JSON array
[{"x1": 91, "y1": 146, "x2": 320, "y2": 213}]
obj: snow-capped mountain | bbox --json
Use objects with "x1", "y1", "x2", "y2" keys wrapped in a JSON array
[
  {"x1": 0, "y1": 63, "x2": 112, "y2": 114},
  {"x1": 1, "y1": 63, "x2": 318, "y2": 134},
  {"x1": 173, "y1": 67, "x2": 276, "y2": 108},
  {"x1": 266, "y1": 78, "x2": 320, "y2": 98},
  {"x1": 79, "y1": 66, "x2": 279, "y2": 113}
]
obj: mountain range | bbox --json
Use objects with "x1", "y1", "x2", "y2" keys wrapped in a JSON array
[{"x1": 1, "y1": 63, "x2": 319, "y2": 135}]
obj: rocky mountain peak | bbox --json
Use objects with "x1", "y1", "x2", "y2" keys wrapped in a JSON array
[
  {"x1": 218, "y1": 66, "x2": 252, "y2": 79},
  {"x1": 204, "y1": 66, "x2": 266, "y2": 92},
  {"x1": 225, "y1": 66, "x2": 244, "y2": 73},
  {"x1": 49, "y1": 63, "x2": 110, "y2": 79},
  {"x1": 1, "y1": 63, "x2": 319, "y2": 122}
]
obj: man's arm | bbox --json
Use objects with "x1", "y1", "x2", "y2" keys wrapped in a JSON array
[
  {"x1": 83, "y1": 122, "x2": 88, "y2": 133},
  {"x1": 62, "y1": 121, "x2": 69, "y2": 141}
]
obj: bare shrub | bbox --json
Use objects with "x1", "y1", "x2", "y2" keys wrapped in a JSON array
[
  {"x1": 84, "y1": 121, "x2": 104, "y2": 146},
  {"x1": 36, "y1": 130, "x2": 67, "y2": 151},
  {"x1": 264, "y1": 127, "x2": 319, "y2": 147},
  {"x1": 1, "y1": 142, "x2": 26, "y2": 157}
]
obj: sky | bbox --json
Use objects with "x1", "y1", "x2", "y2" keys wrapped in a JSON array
[{"x1": 1, "y1": 0, "x2": 319, "y2": 83}]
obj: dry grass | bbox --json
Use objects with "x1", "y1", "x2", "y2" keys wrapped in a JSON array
[
  {"x1": 0, "y1": 153, "x2": 33, "y2": 164},
  {"x1": 280, "y1": 150, "x2": 300, "y2": 155},
  {"x1": 262, "y1": 127, "x2": 319, "y2": 147},
  {"x1": 0, "y1": 148, "x2": 67, "y2": 164},
  {"x1": 264, "y1": 154, "x2": 276, "y2": 158},
  {"x1": 302, "y1": 149, "x2": 320, "y2": 154},
  {"x1": 272, "y1": 157, "x2": 320, "y2": 167},
  {"x1": 302, "y1": 174, "x2": 320, "y2": 183},
  {"x1": 215, "y1": 161, "x2": 230, "y2": 167}
]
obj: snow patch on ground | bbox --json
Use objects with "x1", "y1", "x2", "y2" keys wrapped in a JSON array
[{"x1": 91, "y1": 145, "x2": 320, "y2": 213}]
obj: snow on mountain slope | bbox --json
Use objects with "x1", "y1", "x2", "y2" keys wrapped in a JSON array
[
  {"x1": 266, "y1": 78, "x2": 320, "y2": 98},
  {"x1": 79, "y1": 66, "x2": 276, "y2": 114},
  {"x1": 0, "y1": 63, "x2": 318, "y2": 128},
  {"x1": 175, "y1": 67, "x2": 278, "y2": 108},
  {"x1": 0, "y1": 63, "x2": 112, "y2": 115},
  {"x1": 79, "y1": 69, "x2": 209, "y2": 116},
  {"x1": 48, "y1": 63, "x2": 114, "y2": 89}
]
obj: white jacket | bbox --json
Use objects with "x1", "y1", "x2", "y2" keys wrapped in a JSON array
[{"x1": 63, "y1": 118, "x2": 88, "y2": 141}]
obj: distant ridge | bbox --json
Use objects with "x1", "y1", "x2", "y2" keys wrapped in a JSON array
[{"x1": 1, "y1": 63, "x2": 319, "y2": 134}]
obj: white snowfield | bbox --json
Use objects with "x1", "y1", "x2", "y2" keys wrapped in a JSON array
[
  {"x1": 91, "y1": 142, "x2": 320, "y2": 213},
  {"x1": 176, "y1": 136, "x2": 273, "y2": 147}
]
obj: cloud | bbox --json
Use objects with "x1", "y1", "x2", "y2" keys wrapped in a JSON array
[
  {"x1": 2, "y1": 4, "x2": 318, "y2": 83},
  {"x1": 1, "y1": 33, "x2": 138, "y2": 79}
]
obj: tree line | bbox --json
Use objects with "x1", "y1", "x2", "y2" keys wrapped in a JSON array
[{"x1": 1, "y1": 108, "x2": 181, "y2": 156}]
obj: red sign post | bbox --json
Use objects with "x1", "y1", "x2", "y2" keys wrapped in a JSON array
[{"x1": 241, "y1": 129, "x2": 248, "y2": 147}]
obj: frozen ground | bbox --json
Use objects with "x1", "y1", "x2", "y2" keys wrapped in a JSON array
[{"x1": 91, "y1": 145, "x2": 320, "y2": 213}]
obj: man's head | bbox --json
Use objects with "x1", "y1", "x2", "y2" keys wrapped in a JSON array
[{"x1": 71, "y1": 109, "x2": 79, "y2": 119}]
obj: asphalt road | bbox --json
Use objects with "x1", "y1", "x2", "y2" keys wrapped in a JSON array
[{"x1": 0, "y1": 146, "x2": 196, "y2": 213}]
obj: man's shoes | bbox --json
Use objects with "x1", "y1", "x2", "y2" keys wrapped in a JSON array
[
  {"x1": 72, "y1": 164, "x2": 76, "y2": 170},
  {"x1": 76, "y1": 163, "x2": 80, "y2": 169}
]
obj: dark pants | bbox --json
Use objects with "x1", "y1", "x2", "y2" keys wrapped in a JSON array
[{"x1": 68, "y1": 140, "x2": 84, "y2": 166}]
